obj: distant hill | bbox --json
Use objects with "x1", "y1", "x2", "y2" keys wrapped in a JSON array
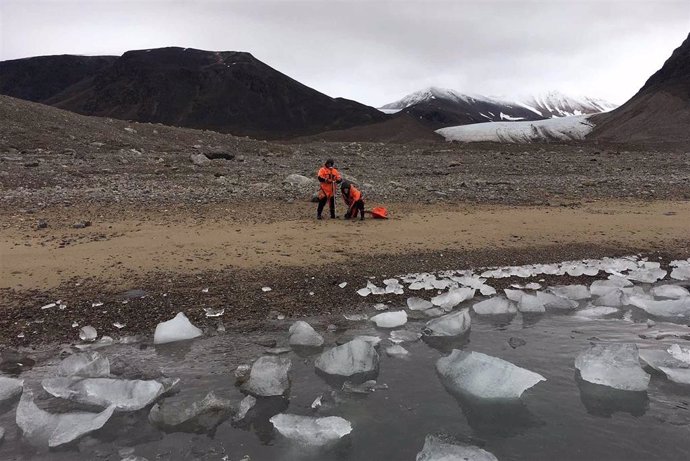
[
  {"x1": 0, "y1": 54, "x2": 117, "y2": 102},
  {"x1": 0, "y1": 47, "x2": 387, "y2": 139},
  {"x1": 380, "y1": 87, "x2": 616, "y2": 129},
  {"x1": 591, "y1": 32, "x2": 690, "y2": 144}
]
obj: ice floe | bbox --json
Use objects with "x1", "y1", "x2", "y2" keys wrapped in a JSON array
[
  {"x1": 370, "y1": 311, "x2": 408, "y2": 328},
  {"x1": 149, "y1": 391, "x2": 234, "y2": 433},
  {"x1": 42, "y1": 377, "x2": 165, "y2": 411},
  {"x1": 416, "y1": 434, "x2": 498, "y2": 461},
  {"x1": 423, "y1": 309, "x2": 471, "y2": 337},
  {"x1": 288, "y1": 321, "x2": 324, "y2": 347},
  {"x1": 153, "y1": 312, "x2": 202, "y2": 344},
  {"x1": 0, "y1": 376, "x2": 23, "y2": 404},
  {"x1": 269, "y1": 414, "x2": 352, "y2": 446},
  {"x1": 473, "y1": 297, "x2": 517, "y2": 315},
  {"x1": 437, "y1": 350, "x2": 545, "y2": 399},
  {"x1": 389, "y1": 330, "x2": 422, "y2": 343},
  {"x1": 407, "y1": 297, "x2": 434, "y2": 311},
  {"x1": 575, "y1": 343, "x2": 650, "y2": 391},
  {"x1": 386, "y1": 345, "x2": 410, "y2": 357},
  {"x1": 57, "y1": 351, "x2": 110, "y2": 378},
  {"x1": 315, "y1": 339, "x2": 379, "y2": 378},
  {"x1": 651, "y1": 285, "x2": 690, "y2": 299},
  {"x1": 243, "y1": 356, "x2": 292, "y2": 397}
]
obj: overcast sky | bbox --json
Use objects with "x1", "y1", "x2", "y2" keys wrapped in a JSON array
[{"x1": 1, "y1": 0, "x2": 689, "y2": 106}]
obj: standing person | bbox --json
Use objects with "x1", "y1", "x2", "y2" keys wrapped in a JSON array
[
  {"x1": 316, "y1": 158, "x2": 342, "y2": 220},
  {"x1": 341, "y1": 180, "x2": 365, "y2": 220}
]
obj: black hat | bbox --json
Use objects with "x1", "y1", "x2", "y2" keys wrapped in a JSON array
[{"x1": 325, "y1": 158, "x2": 335, "y2": 167}]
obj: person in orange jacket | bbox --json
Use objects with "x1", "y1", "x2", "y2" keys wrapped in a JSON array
[
  {"x1": 316, "y1": 158, "x2": 342, "y2": 220},
  {"x1": 341, "y1": 180, "x2": 365, "y2": 220}
]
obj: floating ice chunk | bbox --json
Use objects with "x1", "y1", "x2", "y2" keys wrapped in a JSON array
[
  {"x1": 504, "y1": 289, "x2": 524, "y2": 302},
  {"x1": 344, "y1": 313, "x2": 368, "y2": 321},
  {"x1": 315, "y1": 339, "x2": 379, "y2": 378},
  {"x1": 536, "y1": 291, "x2": 578, "y2": 310},
  {"x1": 235, "y1": 394, "x2": 256, "y2": 421},
  {"x1": 153, "y1": 312, "x2": 202, "y2": 344},
  {"x1": 627, "y1": 295, "x2": 690, "y2": 317},
  {"x1": 367, "y1": 281, "x2": 386, "y2": 295},
  {"x1": 57, "y1": 352, "x2": 110, "y2": 378},
  {"x1": 203, "y1": 308, "x2": 224, "y2": 317},
  {"x1": 42, "y1": 377, "x2": 164, "y2": 411},
  {"x1": 386, "y1": 345, "x2": 410, "y2": 357},
  {"x1": 478, "y1": 284, "x2": 497, "y2": 296},
  {"x1": 339, "y1": 282, "x2": 348, "y2": 289},
  {"x1": 374, "y1": 303, "x2": 388, "y2": 311},
  {"x1": 472, "y1": 297, "x2": 516, "y2": 315},
  {"x1": 549, "y1": 285, "x2": 591, "y2": 300},
  {"x1": 270, "y1": 414, "x2": 352, "y2": 446},
  {"x1": 243, "y1": 356, "x2": 292, "y2": 397},
  {"x1": 670, "y1": 260, "x2": 690, "y2": 281},
  {"x1": 311, "y1": 395, "x2": 322, "y2": 409},
  {"x1": 370, "y1": 311, "x2": 408, "y2": 328},
  {"x1": 517, "y1": 293, "x2": 545, "y2": 313},
  {"x1": 416, "y1": 434, "x2": 498, "y2": 461},
  {"x1": 591, "y1": 278, "x2": 632, "y2": 297},
  {"x1": 575, "y1": 343, "x2": 650, "y2": 391},
  {"x1": 431, "y1": 288, "x2": 475, "y2": 310},
  {"x1": 354, "y1": 335, "x2": 382, "y2": 347},
  {"x1": 341, "y1": 379, "x2": 388, "y2": 393},
  {"x1": 437, "y1": 350, "x2": 545, "y2": 399},
  {"x1": 357, "y1": 287, "x2": 371, "y2": 297},
  {"x1": 627, "y1": 268, "x2": 667, "y2": 284},
  {"x1": 593, "y1": 289, "x2": 624, "y2": 307},
  {"x1": 16, "y1": 389, "x2": 114, "y2": 448},
  {"x1": 390, "y1": 330, "x2": 421, "y2": 343},
  {"x1": 288, "y1": 321, "x2": 324, "y2": 347},
  {"x1": 639, "y1": 326, "x2": 690, "y2": 340},
  {"x1": 651, "y1": 285, "x2": 690, "y2": 299},
  {"x1": 0, "y1": 376, "x2": 23, "y2": 403},
  {"x1": 525, "y1": 282, "x2": 542, "y2": 290},
  {"x1": 639, "y1": 347, "x2": 690, "y2": 385},
  {"x1": 79, "y1": 326, "x2": 97, "y2": 342},
  {"x1": 407, "y1": 297, "x2": 434, "y2": 311},
  {"x1": 149, "y1": 391, "x2": 234, "y2": 432},
  {"x1": 667, "y1": 344, "x2": 690, "y2": 364},
  {"x1": 575, "y1": 306, "x2": 619, "y2": 319},
  {"x1": 423, "y1": 309, "x2": 471, "y2": 337},
  {"x1": 423, "y1": 307, "x2": 446, "y2": 317}
]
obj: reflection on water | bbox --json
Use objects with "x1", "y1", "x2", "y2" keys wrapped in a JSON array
[{"x1": 576, "y1": 373, "x2": 649, "y2": 418}]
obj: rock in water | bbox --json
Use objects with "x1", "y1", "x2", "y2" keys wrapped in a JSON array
[
  {"x1": 57, "y1": 351, "x2": 110, "y2": 378},
  {"x1": 41, "y1": 377, "x2": 164, "y2": 411},
  {"x1": 407, "y1": 297, "x2": 434, "y2": 311},
  {"x1": 315, "y1": 339, "x2": 379, "y2": 378},
  {"x1": 0, "y1": 376, "x2": 24, "y2": 403},
  {"x1": 288, "y1": 321, "x2": 324, "y2": 347},
  {"x1": 436, "y1": 350, "x2": 545, "y2": 399},
  {"x1": 149, "y1": 391, "x2": 234, "y2": 433},
  {"x1": 370, "y1": 311, "x2": 408, "y2": 328},
  {"x1": 431, "y1": 288, "x2": 475, "y2": 310},
  {"x1": 243, "y1": 356, "x2": 292, "y2": 397},
  {"x1": 423, "y1": 309, "x2": 471, "y2": 337},
  {"x1": 154, "y1": 312, "x2": 203, "y2": 344},
  {"x1": 574, "y1": 344, "x2": 650, "y2": 391},
  {"x1": 269, "y1": 414, "x2": 352, "y2": 446},
  {"x1": 416, "y1": 434, "x2": 498, "y2": 461},
  {"x1": 16, "y1": 389, "x2": 115, "y2": 448},
  {"x1": 473, "y1": 297, "x2": 517, "y2": 315}
]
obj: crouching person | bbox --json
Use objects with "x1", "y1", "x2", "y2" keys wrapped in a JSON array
[{"x1": 341, "y1": 181, "x2": 365, "y2": 220}]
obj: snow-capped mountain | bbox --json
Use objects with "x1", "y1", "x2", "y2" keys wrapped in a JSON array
[{"x1": 379, "y1": 87, "x2": 617, "y2": 128}]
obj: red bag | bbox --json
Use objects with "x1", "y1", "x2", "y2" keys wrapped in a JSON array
[{"x1": 370, "y1": 207, "x2": 389, "y2": 219}]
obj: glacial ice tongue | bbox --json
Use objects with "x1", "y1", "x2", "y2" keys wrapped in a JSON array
[
  {"x1": 575, "y1": 343, "x2": 650, "y2": 391},
  {"x1": 627, "y1": 295, "x2": 690, "y2": 317},
  {"x1": 549, "y1": 285, "x2": 591, "y2": 300},
  {"x1": 651, "y1": 285, "x2": 690, "y2": 299},
  {"x1": 42, "y1": 377, "x2": 165, "y2": 411},
  {"x1": 243, "y1": 356, "x2": 292, "y2": 397},
  {"x1": 0, "y1": 376, "x2": 24, "y2": 403},
  {"x1": 431, "y1": 288, "x2": 475, "y2": 310},
  {"x1": 370, "y1": 310, "x2": 408, "y2": 328},
  {"x1": 57, "y1": 351, "x2": 110, "y2": 378},
  {"x1": 517, "y1": 293, "x2": 546, "y2": 313},
  {"x1": 436, "y1": 350, "x2": 545, "y2": 399},
  {"x1": 288, "y1": 321, "x2": 324, "y2": 347},
  {"x1": 536, "y1": 291, "x2": 578, "y2": 310},
  {"x1": 472, "y1": 297, "x2": 517, "y2": 315},
  {"x1": 407, "y1": 297, "x2": 434, "y2": 311},
  {"x1": 416, "y1": 434, "x2": 498, "y2": 461},
  {"x1": 269, "y1": 414, "x2": 352, "y2": 446},
  {"x1": 423, "y1": 309, "x2": 471, "y2": 337},
  {"x1": 315, "y1": 339, "x2": 379, "y2": 378},
  {"x1": 153, "y1": 312, "x2": 203, "y2": 345},
  {"x1": 16, "y1": 389, "x2": 115, "y2": 448},
  {"x1": 148, "y1": 391, "x2": 234, "y2": 432}
]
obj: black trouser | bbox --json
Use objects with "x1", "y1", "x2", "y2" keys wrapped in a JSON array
[
  {"x1": 317, "y1": 195, "x2": 336, "y2": 218},
  {"x1": 345, "y1": 200, "x2": 365, "y2": 219}
]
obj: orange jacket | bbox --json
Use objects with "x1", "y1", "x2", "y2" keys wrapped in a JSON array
[
  {"x1": 342, "y1": 184, "x2": 362, "y2": 207},
  {"x1": 317, "y1": 166, "x2": 342, "y2": 197}
]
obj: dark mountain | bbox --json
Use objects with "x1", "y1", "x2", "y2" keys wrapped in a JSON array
[
  {"x1": 380, "y1": 87, "x2": 616, "y2": 129},
  {"x1": 0, "y1": 54, "x2": 117, "y2": 102},
  {"x1": 0, "y1": 47, "x2": 386, "y2": 138},
  {"x1": 591, "y1": 32, "x2": 690, "y2": 143}
]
